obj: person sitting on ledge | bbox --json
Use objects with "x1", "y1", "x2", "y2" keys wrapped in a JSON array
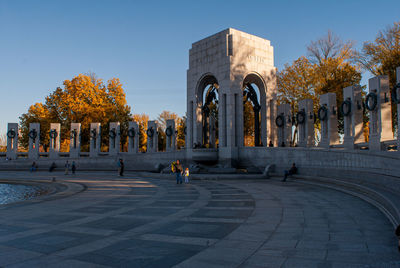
[
  {"x1": 268, "y1": 141, "x2": 274, "y2": 147},
  {"x1": 282, "y1": 163, "x2": 297, "y2": 182}
]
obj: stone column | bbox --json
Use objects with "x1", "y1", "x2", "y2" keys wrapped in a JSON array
[
  {"x1": 69, "y1": 123, "x2": 81, "y2": 158},
  {"x1": 90, "y1": 123, "x2": 101, "y2": 157},
  {"x1": 342, "y1": 85, "x2": 364, "y2": 149},
  {"x1": 49, "y1": 123, "x2": 60, "y2": 159},
  {"x1": 108, "y1": 122, "x2": 120, "y2": 155},
  {"x1": 297, "y1": 99, "x2": 314, "y2": 147},
  {"x1": 209, "y1": 116, "x2": 216, "y2": 148},
  {"x1": 28, "y1": 123, "x2": 40, "y2": 160},
  {"x1": 276, "y1": 104, "x2": 291, "y2": 147},
  {"x1": 6, "y1": 123, "x2": 18, "y2": 160},
  {"x1": 318, "y1": 93, "x2": 339, "y2": 148},
  {"x1": 368, "y1": 75, "x2": 392, "y2": 151},
  {"x1": 147, "y1": 121, "x2": 158, "y2": 153},
  {"x1": 166, "y1": 119, "x2": 176, "y2": 152},
  {"x1": 128, "y1": 121, "x2": 139, "y2": 154},
  {"x1": 396, "y1": 67, "x2": 400, "y2": 151}
]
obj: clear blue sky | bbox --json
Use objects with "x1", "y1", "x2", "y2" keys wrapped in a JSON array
[{"x1": 0, "y1": 0, "x2": 399, "y2": 135}]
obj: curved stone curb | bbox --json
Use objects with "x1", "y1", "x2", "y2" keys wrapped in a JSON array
[
  {"x1": 287, "y1": 175, "x2": 400, "y2": 228},
  {"x1": 0, "y1": 179, "x2": 86, "y2": 208}
]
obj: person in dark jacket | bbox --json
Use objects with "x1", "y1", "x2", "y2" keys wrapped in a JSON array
[
  {"x1": 282, "y1": 163, "x2": 297, "y2": 182},
  {"x1": 118, "y1": 159, "x2": 124, "y2": 176}
]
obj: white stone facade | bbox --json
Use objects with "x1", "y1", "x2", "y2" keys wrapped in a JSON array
[
  {"x1": 70, "y1": 123, "x2": 81, "y2": 158},
  {"x1": 6, "y1": 123, "x2": 18, "y2": 160},
  {"x1": 49, "y1": 123, "x2": 60, "y2": 159},
  {"x1": 186, "y1": 28, "x2": 276, "y2": 164},
  {"x1": 109, "y1": 122, "x2": 120, "y2": 155},
  {"x1": 368, "y1": 76, "x2": 392, "y2": 151},
  {"x1": 342, "y1": 85, "x2": 364, "y2": 149},
  {"x1": 90, "y1": 123, "x2": 101, "y2": 157},
  {"x1": 319, "y1": 93, "x2": 339, "y2": 148},
  {"x1": 28, "y1": 123, "x2": 40, "y2": 160},
  {"x1": 128, "y1": 121, "x2": 139, "y2": 154},
  {"x1": 297, "y1": 99, "x2": 314, "y2": 147}
]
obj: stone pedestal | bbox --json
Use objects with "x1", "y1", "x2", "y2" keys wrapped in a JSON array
[
  {"x1": 297, "y1": 99, "x2": 314, "y2": 147},
  {"x1": 342, "y1": 85, "x2": 364, "y2": 149},
  {"x1": 166, "y1": 119, "x2": 176, "y2": 152},
  {"x1": 28, "y1": 123, "x2": 40, "y2": 160},
  {"x1": 6, "y1": 123, "x2": 18, "y2": 160},
  {"x1": 319, "y1": 93, "x2": 339, "y2": 148},
  {"x1": 368, "y1": 75, "x2": 392, "y2": 151},
  {"x1": 147, "y1": 121, "x2": 158, "y2": 153},
  {"x1": 128, "y1": 121, "x2": 139, "y2": 154},
  {"x1": 90, "y1": 123, "x2": 101, "y2": 157},
  {"x1": 109, "y1": 122, "x2": 120, "y2": 155},
  {"x1": 49, "y1": 123, "x2": 60, "y2": 159},
  {"x1": 277, "y1": 104, "x2": 291, "y2": 147},
  {"x1": 396, "y1": 67, "x2": 400, "y2": 151},
  {"x1": 69, "y1": 123, "x2": 81, "y2": 158}
]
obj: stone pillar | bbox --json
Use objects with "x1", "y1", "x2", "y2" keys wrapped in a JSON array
[
  {"x1": 69, "y1": 123, "x2": 81, "y2": 158},
  {"x1": 368, "y1": 75, "x2": 392, "y2": 151},
  {"x1": 49, "y1": 123, "x2": 60, "y2": 159},
  {"x1": 209, "y1": 116, "x2": 216, "y2": 148},
  {"x1": 396, "y1": 67, "x2": 400, "y2": 150},
  {"x1": 318, "y1": 93, "x2": 339, "y2": 148},
  {"x1": 276, "y1": 104, "x2": 291, "y2": 147},
  {"x1": 297, "y1": 99, "x2": 314, "y2": 147},
  {"x1": 147, "y1": 121, "x2": 158, "y2": 153},
  {"x1": 90, "y1": 123, "x2": 101, "y2": 157},
  {"x1": 166, "y1": 119, "x2": 176, "y2": 152},
  {"x1": 128, "y1": 121, "x2": 139, "y2": 154},
  {"x1": 342, "y1": 85, "x2": 364, "y2": 149},
  {"x1": 28, "y1": 123, "x2": 40, "y2": 160},
  {"x1": 108, "y1": 122, "x2": 120, "y2": 155},
  {"x1": 6, "y1": 123, "x2": 18, "y2": 160}
]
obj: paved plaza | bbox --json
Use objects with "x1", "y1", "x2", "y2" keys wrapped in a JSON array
[{"x1": 0, "y1": 171, "x2": 399, "y2": 267}]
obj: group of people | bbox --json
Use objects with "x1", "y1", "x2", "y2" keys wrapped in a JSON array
[
  {"x1": 45, "y1": 161, "x2": 76, "y2": 174},
  {"x1": 171, "y1": 160, "x2": 189, "y2": 184}
]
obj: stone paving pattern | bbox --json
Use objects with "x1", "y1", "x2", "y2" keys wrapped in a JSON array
[{"x1": 0, "y1": 171, "x2": 399, "y2": 267}]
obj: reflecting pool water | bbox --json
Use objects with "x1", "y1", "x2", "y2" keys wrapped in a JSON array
[{"x1": 0, "y1": 183, "x2": 47, "y2": 205}]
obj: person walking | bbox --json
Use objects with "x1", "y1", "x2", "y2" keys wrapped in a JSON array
[
  {"x1": 71, "y1": 161, "x2": 76, "y2": 174},
  {"x1": 118, "y1": 159, "x2": 124, "y2": 177},
  {"x1": 184, "y1": 167, "x2": 190, "y2": 183},
  {"x1": 173, "y1": 160, "x2": 183, "y2": 184},
  {"x1": 30, "y1": 162, "x2": 37, "y2": 172},
  {"x1": 65, "y1": 161, "x2": 70, "y2": 175},
  {"x1": 49, "y1": 162, "x2": 56, "y2": 172},
  {"x1": 282, "y1": 163, "x2": 297, "y2": 182}
]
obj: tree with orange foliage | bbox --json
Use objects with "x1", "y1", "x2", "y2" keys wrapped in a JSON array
[{"x1": 19, "y1": 74, "x2": 131, "y2": 151}]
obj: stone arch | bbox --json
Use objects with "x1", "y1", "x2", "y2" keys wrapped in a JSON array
[
  {"x1": 242, "y1": 72, "x2": 267, "y2": 147},
  {"x1": 194, "y1": 73, "x2": 220, "y2": 148}
]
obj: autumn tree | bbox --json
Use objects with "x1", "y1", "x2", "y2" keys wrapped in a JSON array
[
  {"x1": 277, "y1": 31, "x2": 362, "y2": 142},
  {"x1": 19, "y1": 74, "x2": 132, "y2": 152},
  {"x1": 156, "y1": 111, "x2": 178, "y2": 151},
  {"x1": 358, "y1": 21, "x2": 400, "y2": 86},
  {"x1": 358, "y1": 21, "x2": 400, "y2": 131},
  {"x1": 176, "y1": 116, "x2": 186, "y2": 149}
]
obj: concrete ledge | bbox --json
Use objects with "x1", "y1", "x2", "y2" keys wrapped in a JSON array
[{"x1": 280, "y1": 174, "x2": 400, "y2": 228}]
